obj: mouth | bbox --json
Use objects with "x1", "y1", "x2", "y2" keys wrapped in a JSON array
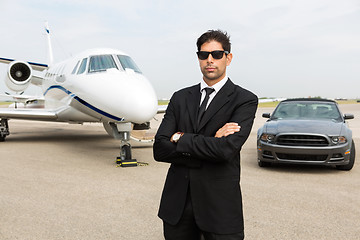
[{"x1": 205, "y1": 66, "x2": 216, "y2": 72}]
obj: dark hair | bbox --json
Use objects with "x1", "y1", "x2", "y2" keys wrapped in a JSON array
[{"x1": 196, "y1": 30, "x2": 231, "y2": 52}]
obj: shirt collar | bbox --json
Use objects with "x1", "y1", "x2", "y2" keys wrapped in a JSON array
[{"x1": 200, "y1": 75, "x2": 228, "y2": 94}]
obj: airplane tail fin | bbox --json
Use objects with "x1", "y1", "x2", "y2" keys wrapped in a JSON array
[{"x1": 44, "y1": 21, "x2": 54, "y2": 66}]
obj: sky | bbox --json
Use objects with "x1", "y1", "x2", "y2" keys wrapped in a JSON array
[{"x1": 0, "y1": 0, "x2": 359, "y2": 99}]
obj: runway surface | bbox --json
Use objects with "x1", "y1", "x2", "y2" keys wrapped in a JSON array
[{"x1": 1, "y1": 104, "x2": 359, "y2": 239}]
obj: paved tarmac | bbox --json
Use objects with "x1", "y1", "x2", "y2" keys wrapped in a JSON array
[{"x1": 0, "y1": 104, "x2": 359, "y2": 240}]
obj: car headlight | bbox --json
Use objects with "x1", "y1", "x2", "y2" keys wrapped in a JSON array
[
  {"x1": 260, "y1": 133, "x2": 275, "y2": 143},
  {"x1": 331, "y1": 136, "x2": 347, "y2": 145}
]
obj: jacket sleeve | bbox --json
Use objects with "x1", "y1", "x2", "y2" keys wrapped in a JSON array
[
  {"x1": 153, "y1": 93, "x2": 201, "y2": 167},
  {"x1": 176, "y1": 94, "x2": 258, "y2": 163}
]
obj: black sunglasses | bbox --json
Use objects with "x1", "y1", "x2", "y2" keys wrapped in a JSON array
[{"x1": 196, "y1": 50, "x2": 229, "y2": 60}]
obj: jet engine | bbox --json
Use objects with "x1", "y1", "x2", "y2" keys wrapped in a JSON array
[{"x1": 5, "y1": 61, "x2": 33, "y2": 92}]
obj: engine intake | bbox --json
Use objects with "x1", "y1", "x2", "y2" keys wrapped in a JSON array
[{"x1": 5, "y1": 61, "x2": 33, "y2": 92}]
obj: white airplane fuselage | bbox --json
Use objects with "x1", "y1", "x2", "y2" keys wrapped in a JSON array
[{"x1": 40, "y1": 48, "x2": 158, "y2": 124}]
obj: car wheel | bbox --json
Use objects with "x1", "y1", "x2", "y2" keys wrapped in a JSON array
[
  {"x1": 258, "y1": 159, "x2": 271, "y2": 167},
  {"x1": 336, "y1": 140, "x2": 355, "y2": 171}
]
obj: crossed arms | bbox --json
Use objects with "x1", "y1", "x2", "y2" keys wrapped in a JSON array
[{"x1": 153, "y1": 93, "x2": 258, "y2": 166}]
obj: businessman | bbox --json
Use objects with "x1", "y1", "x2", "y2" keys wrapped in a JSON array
[{"x1": 153, "y1": 30, "x2": 258, "y2": 240}]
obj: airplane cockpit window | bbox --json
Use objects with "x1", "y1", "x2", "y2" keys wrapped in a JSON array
[
  {"x1": 77, "y1": 58, "x2": 88, "y2": 74},
  {"x1": 117, "y1": 55, "x2": 142, "y2": 74},
  {"x1": 71, "y1": 61, "x2": 80, "y2": 74},
  {"x1": 89, "y1": 55, "x2": 117, "y2": 73}
]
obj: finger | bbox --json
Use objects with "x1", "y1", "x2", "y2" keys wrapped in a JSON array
[
  {"x1": 224, "y1": 123, "x2": 240, "y2": 130},
  {"x1": 224, "y1": 125, "x2": 240, "y2": 132},
  {"x1": 224, "y1": 122, "x2": 239, "y2": 127}
]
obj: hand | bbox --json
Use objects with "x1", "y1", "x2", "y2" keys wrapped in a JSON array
[{"x1": 215, "y1": 122, "x2": 241, "y2": 138}]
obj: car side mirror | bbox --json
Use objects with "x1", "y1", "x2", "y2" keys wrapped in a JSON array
[
  {"x1": 343, "y1": 114, "x2": 354, "y2": 120},
  {"x1": 262, "y1": 113, "x2": 271, "y2": 118}
]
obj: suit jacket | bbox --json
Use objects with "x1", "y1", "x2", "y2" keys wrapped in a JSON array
[{"x1": 153, "y1": 79, "x2": 258, "y2": 234}]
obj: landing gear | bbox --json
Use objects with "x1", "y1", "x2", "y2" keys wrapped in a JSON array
[
  {"x1": 103, "y1": 122, "x2": 138, "y2": 167},
  {"x1": 120, "y1": 144, "x2": 132, "y2": 161},
  {"x1": 0, "y1": 118, "x2": 10, "y2": 142},
  {"x1": 116, "y1": 143, "x2": 137, "y2": 167}
]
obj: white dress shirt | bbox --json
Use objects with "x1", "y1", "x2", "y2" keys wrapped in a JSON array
[{"x1": 199, "y1": 75, "x2": 228, "y2": 109}]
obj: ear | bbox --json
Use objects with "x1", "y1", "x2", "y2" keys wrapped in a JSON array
[{"x1": 226, "y1": 53, "x2": 233, "y2": 66}]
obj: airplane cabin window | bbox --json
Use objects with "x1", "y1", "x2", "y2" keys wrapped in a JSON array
[
  {"x1": 117, "y1": 55, "x2": 142, "y2": 74},
  {"x1": 89, "y1": 55, "x2": 117, "y2": 73},
  {"x1": 71, "y1": 61, "x2": 80, "y2": 74},
  {"x1": 77, "y1": 58, "x2": 88, "y2": 74}
]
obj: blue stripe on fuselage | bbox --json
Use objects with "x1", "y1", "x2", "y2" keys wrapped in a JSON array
[{"x1": 44, "y1": 85, "x2": 124, "y2": 122}]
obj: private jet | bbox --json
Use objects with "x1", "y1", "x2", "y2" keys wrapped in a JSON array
[{"x1": 0, "y1": 23, "x2": 159, "y2": 165}]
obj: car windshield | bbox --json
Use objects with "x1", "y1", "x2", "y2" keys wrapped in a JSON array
[
  {"x1": 89, "y1": 55, "x2": 117, "y2": 73},
  {"x1": 117, "y1": 55, "x2": 142, "y2": 74},
  {"x1": 271, "y1": 102, "x2": 342, "y2": 121}
]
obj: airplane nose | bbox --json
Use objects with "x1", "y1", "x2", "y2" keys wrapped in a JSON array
[
  {"x1": 74, "y1": 71, "x2": 158, "y2": 123},
  {"x1": 105, "y1": 73, "x2": 158, "y2": 123},
  {"x1": 126, "y1": 77, "x2": 158, "y2": 123}
]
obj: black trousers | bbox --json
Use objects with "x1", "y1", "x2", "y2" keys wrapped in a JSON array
[{"x1": 163, "y1": 192, "x2": 244, "y2": 240}]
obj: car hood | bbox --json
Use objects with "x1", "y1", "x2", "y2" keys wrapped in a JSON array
[{"x1": 265, "y1": 119, "x2": 344, "y2": 135}]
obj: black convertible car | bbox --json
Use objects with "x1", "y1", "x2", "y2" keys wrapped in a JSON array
[{"x1": 257, "y1": 99, "x2": 355, "y2": 170}]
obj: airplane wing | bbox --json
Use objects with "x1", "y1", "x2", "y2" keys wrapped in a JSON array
[
  {"x1": 0, "y1": 108, "x2": 57, "y2": 120},
  {"x1": 0, "y1": 93, "x2": 45, "y2": 102},
  {"x1": 0, "y1": 57, "x2": 48, "y2": 71}
]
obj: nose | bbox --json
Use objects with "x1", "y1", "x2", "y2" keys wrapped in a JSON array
[{"x1": 206, "y1": 54, "x2": 214, "y2": 63}]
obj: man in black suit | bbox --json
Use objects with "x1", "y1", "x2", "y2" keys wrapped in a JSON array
[{"x1": 153, "y1": 30, "x2": 258, "y2": 240}]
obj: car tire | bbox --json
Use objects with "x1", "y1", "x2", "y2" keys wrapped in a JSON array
[
  {"x1": 258, "y1": 159, "x2": 271, "y2": 167},
  {"x1": 336, "y1": 140, "x2": 355, "y2": 171}
]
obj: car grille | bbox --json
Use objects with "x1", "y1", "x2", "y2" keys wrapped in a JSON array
[
  {"x1": 276, "y1": 135, "x2": 329, "y2": 147},
  {"x1": 276, "y1": 153, "x2": 328, "y2": 161}
]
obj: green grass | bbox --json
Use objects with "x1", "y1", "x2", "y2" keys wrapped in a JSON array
[
  {"x1": 258, "y1": 101, "x2": 280, "y2": 108},
  {"x1": 335, "y1": 99, "x2": 358, "y2": 104},
  {"x1": 158, "y1": 100, "x2": 170, "y2": 105},
  {"x1": 0, "y1": 102, "x2": 11, "y2": 106}
]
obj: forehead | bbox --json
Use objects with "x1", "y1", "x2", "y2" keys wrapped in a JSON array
[{"x1": 200, "y1": 40, "x2": 223, "y2": 51}]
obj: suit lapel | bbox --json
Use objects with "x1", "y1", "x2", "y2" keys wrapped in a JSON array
[
  {"x1": 198, "y1": 79, "x2": 235, "y2": 131},
  {"x1": 185, "y1": 84, "x2": 201, "y2": 133}
]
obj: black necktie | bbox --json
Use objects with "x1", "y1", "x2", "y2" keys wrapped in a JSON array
[{"x1": 197, "y1": 87, "x2": 215, "y2": 125}]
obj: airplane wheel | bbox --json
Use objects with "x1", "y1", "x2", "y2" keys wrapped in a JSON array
[{"x1": 121, "y1": 145, "x2": 132, "y2": 160}]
